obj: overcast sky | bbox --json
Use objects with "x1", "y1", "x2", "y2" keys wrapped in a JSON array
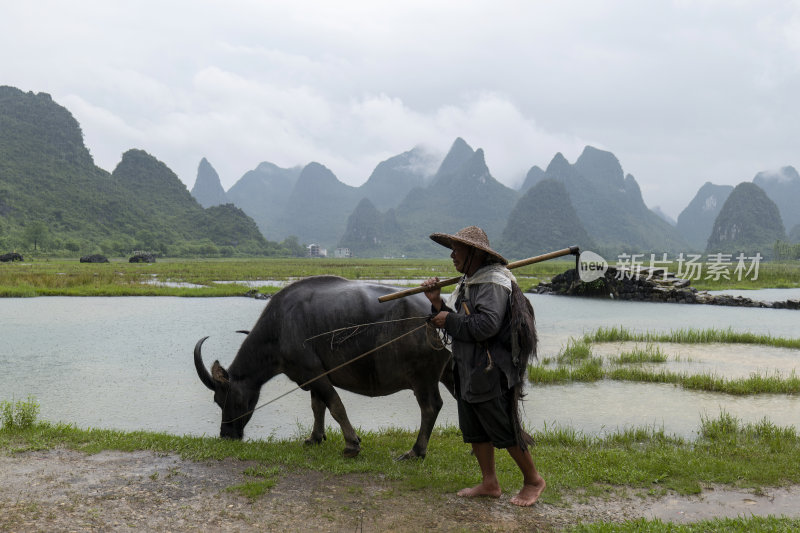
[{"x1": 3, "y1": 1, "x2": 798, "y2": 218}]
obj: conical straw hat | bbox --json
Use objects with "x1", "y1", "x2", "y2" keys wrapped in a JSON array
[{"x1": 429, "y1": 226, "x2": 507, "y2": 265}]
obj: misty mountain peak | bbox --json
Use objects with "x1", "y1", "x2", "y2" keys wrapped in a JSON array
[
  {"x1": 623, "y1": 173, "x2": 643, "y2": 199},
  {"x1": 706, "y1": 181, "x2": 786, "y2": 252},
  {"x1": 434, "y1": 147, "x2": 495, "y2": 188},
  {"x1": 545, "y1": 152, "x2": 571, "y2": 174},
  {"x1": 752, "y1": 165, "x2": 800, "y2": 230},
  {"x1": 467, "y1": 148, "x2": 491, "y2": 185},
  {"x1": 359, "y1": 146, "x2": 435, "y2": 210},
  {"x1": 434, "y1": 137, "x2": 475, "y2": 179},
  {"x1": 520, "y1": 165, "x2": 545, "y2": 193},
  {"x1": 115, "y1": 149, "x2": 175, "y2": 184},
  {"x1": 754, "y1": 166, "x2": 800, "y2": 184},
  {"x1": 191, "y1": 157, "x2": 228, "y2": 208},
  {"x1": 297, "y1": 162, "x2": 343, "y2": 187},
  {"x1": 574, "y1": 146, "x2": 625, "y2": 187},
  {"x1": 500, "y1": 178, "x2": 595, "y2": 258},
  {"x1": 254, "y1": 161, "x2": 286, "y2": 175},
  {"x1": 676, "y1": 182, "x2": 734, "y2": 250}
]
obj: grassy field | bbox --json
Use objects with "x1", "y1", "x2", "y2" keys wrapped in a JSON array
[
  {"x1": 2, "y1": 402, "x2": 800, "y2": 530},
  {"x1": 0, "y1": 256, "x2": 571, "y2": 297},
  {"x1": 1, "y1": 257, "x2": 798, "y2": 297},
  {"x1": 690, "y1": 260, "x2": 800, "y2": 290}
]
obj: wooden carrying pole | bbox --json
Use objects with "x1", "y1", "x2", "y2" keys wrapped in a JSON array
[{"x1": 377, "y1": 245, "x2": 580, "y2": 303}]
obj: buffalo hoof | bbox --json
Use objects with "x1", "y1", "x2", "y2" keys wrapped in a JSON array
[
  {"x1": 304, "y1": 433, "x2": 326, "y2": 446},
  {"x1": 395, "y1": 449, "x2": 425, "y2": 461},
  {"x1": 342, "y1": 445, "x2": 361, "y2": 458}
]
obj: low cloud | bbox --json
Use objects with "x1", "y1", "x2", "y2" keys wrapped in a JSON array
[
  {"x1": 3, "y1": 0, "x2": 799, "y2": 215},
  {"x1": 69, "y1": 75, "x2": 592, "y2": 192}
]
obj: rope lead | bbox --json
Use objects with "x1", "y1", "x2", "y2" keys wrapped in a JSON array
[{"x1": 223, "y1": 322, "x2": 432, "y2": 424}]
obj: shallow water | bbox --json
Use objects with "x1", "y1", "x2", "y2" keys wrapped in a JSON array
[
  {"x1": 1, "y1": 292, "x2": 799, "y2": 441},
  {"x1": 591, "y1": 342, "x2": 800, "y2": 379},
  {"x1": 708, "y1": 287, "x2": 800, "y2": 302},
  {"x1": 531, "y1": 293, "x2": 800, "y2": 358}
]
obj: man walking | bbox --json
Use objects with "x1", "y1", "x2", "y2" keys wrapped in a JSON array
[{"x1": 422, "y1": 226, "x2": 546, "y2": 506}]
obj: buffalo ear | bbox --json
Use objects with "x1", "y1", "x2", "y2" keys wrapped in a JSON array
[{"x1": 211, "y1": 360, "x2": 230, "y2": 384}]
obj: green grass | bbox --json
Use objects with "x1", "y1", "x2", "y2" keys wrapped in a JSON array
[
  {"x1": 557, "y1": 338, "x2": 594, "y2": 364},
  {"x1": 568, "y1": 415, "x2": 800, "y2": 531},
  {"x1": 529, "y1": 357, "x2": 605, "y2": 383},
  {"x1": 531, "y1": 327, "x2": 800, "y2": 394},
  {"x1": 1, "y1": 396, "x2": 40, "y2": 430},
  {"x1": 609, "y1": 344, "x2": 669, "y2": 365},
  {"x1": 569, "y1": 515, "x2": 800, "y2": 532},
  {"x1": 226, "y1": 464, "x2": 282, "y2": 499},
  {"x1": 2, "y1": 257, "x2": 797, "y2": 296},
  {"x1": 3, "y1": 412, "x2": 800, "y2": 507},
  {"x1": 690, "y1": 260, "x2": 800, "y2": 291},
  {"x1": 585, "y1": 326, "x2": 800, "y2": 350},
  {"x1": 607, "y1": 367, "x2": 800, "y2": 395},
  {"x1": 4, "y1": 399, "x2": 800, "y2": 530},
  {"x1": 0, "y1": 257, "x2": 568, "y2": 297}
]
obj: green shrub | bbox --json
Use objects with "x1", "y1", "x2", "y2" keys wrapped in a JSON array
[{"x1": 0, "y1": 396, "x2": 40, "y2": 429}]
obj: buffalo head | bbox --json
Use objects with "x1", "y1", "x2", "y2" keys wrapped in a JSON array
[{"x1": 194, "y1": 336, "x2": 260, "y2": 439}]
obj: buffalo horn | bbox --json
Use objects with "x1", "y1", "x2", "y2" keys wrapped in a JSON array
[{"x1": 193, "y1": 336, "x2": 216, "y2": 390}]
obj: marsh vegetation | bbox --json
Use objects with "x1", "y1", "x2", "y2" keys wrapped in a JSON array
[
  {"x1": 531, "y1": 327, "x2": 800, "y2": 395},
  {"x1": 2, "y1": 257, "x2": 799, "y2": 297}
]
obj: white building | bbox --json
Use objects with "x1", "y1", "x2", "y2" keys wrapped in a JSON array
[
  {"x1": 307, "y1": 243, "x2": 327, "y2": 258},
  {"x1": 333, "y1": 247, "x2": 352, "y2": 258}
]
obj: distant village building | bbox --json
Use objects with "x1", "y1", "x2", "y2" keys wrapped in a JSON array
[
  {"x1": 307, "y1": 243, "x2": 327, "y2": 258},
  {"x1": 333, "y1": 247, "x2": 352, "y2": 258}
]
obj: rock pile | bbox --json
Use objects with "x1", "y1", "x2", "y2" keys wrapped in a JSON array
[
  {"x1": 0, "y1": 252, "x2": 23, "y2": 262},
  {"x1": 80, "y1": 254, "x2": 109, "y2": 263},
  {"x1": 129, "y1": 252, "x2": 156, "y2": 263},
  {"x1": 534, "y1": 267, "x2": 800, "y2": 310}
]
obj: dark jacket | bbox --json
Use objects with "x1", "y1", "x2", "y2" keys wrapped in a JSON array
[{"x1": 439, "y1": 276, "x2": 518, "y2": 403}]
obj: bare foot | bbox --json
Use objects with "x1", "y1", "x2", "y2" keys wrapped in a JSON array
[
  {"x1": 510, "y1": 477, "x2": 546, "y2": 507},
  {"x1": 457, "y1": 481, "x2": 501, "y2": 499}
]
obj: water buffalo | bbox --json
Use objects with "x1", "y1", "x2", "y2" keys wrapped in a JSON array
[{"x1": 194, "y1": 275, "x2": 454, "y2": 459}]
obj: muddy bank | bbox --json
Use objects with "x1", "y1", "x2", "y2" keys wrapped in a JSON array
[{"x1": 2, "y1": 448, "x2": 799, "y2": 531}]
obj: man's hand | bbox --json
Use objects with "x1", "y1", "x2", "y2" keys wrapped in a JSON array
[
  {"x1": 429, "y1": 310, "x2": 448, "y2": 328},
  {"x1": 422, "y1": 277, "x2": 443, "y2": 310}
]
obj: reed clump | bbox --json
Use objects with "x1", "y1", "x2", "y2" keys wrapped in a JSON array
[
  {"x1": 608, "y1": 343, "x2": 668, "y2": 365},
  {"x1": 584, "y1": 326, "x2": 800, "y2": 350}
]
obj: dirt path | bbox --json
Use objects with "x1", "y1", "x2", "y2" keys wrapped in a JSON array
[{"x1": 2, "y1": 449, "x2": 799, "y2": 532}]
